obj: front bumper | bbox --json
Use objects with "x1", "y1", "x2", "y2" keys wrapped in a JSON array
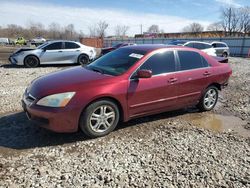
[
  {"x1": 21, "y1": 93, "x2": 81, "y2": 133},
  {"x1": 9, "y1": 54, "x2": 24, "y2": 65},
  {"x1": 9, "y1": 56, "x2": 18, "y2": 64}
]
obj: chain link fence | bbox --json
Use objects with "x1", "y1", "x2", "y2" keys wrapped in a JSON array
[{"x1": 104, "y1": 37, "x2": 250, "y2": 57}]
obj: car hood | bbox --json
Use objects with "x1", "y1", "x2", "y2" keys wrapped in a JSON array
[
  {"x1": 29, "y1": 66, "x2": 114, "y2": 99},
  {"x1": 13, "y1": 47, "x2": 35, "y2": 55}
]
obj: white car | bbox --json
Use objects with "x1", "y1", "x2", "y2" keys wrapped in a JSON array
[
  {"x1": 0, "y1": 38, "x2": 9, "y2": 45},
  {"x1": 31, "y1": 37, "x2": 46, "y2": 43},
  {"x1": 211, "y1": 41, "x2": 230, "y2": 57},
  {"x1": 169, "y1": 40, "x2": 217, "y2": 56},
  {"x1": 9, "y1": 40, "x2": 97, "y2": 67}
]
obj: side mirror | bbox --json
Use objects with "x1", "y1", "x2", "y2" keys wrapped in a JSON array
[
  {"x1": 42, "y1": 48, "x2": 46, "y2": 52},
  {"x1": 137, "y1": 69, "x2": 152, "y2": 79}
]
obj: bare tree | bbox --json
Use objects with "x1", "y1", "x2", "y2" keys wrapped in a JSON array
[
  {"x1": 238, "y1": 6, "x2": 250, "y2": 35},
  {"x1": 221, "y1": 7, "x2": 240, "y2": 36},
  {"x1": 182, "y1": 22, "x2": 204, "y2": 33},
  {"x1": 115, "y1": 25, "x2": 129, "y2": 37},
  {"x1": 88, "y1": 25, "x2": 97, "y2": 37},
  {"x1": 147, "y1": 25, "x2": 160, "y2": 33},
  {"x1": 207, "y1": 22, "x2": 223, "y2": 31},
  {"x1": 64, "y1": 24, "x2": 76, "y2": 40},
  {"x1": 27, "y1": 21, "x2": 45, "y2": 38},
  {"x1": 6, "y1": 24, "x2": 25, "y2": 38},
  {"x1": 96, "y1": 21, "x2": 109, "y2": 38},
  {"x1": 48, "y1": 22, "x2": 61, "y2": 39}
]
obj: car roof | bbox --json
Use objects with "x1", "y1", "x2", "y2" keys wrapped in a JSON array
[
  {"x1": 211, "y1": 41, "x2": 227, "y2": 44},
  {"x1": 47, "y1": 40, "x2": 77, "y2": 43},
  {"x1": 185, "y1": 41, "x2": 211, "y2": 45},
  {"x1": 123, "y1": 44, "x2": 190, "y2": 53}
]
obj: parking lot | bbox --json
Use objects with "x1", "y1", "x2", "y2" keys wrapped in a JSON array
[{"x1": 0, "y1": 47, "x2": 250, "y2": 187}]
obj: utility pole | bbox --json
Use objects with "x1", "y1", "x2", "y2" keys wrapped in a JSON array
[{"x1": 140, "y1": 24, "x2": 143, "y2": 35}]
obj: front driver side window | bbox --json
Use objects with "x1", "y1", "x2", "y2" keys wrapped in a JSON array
[
  {"x1": 139, "y1": 51, "x2": 176, "y2": 75},
  {"x1": 45, "y1": 42, "x2": 62, "y2": 50}
]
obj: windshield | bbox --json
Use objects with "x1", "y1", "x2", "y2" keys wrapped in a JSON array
[
  {"x1": 37, "y1": 42, "x2": 49, "y2": 49},
  {"x1": 87, "y1": 48, "x2": 146, "y2": 76}
]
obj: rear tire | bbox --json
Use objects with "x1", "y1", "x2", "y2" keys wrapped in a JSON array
[
  {"x1": 24, "y1": 56, "x2": 40, "y2": 68},
  {"x1": 78, "y1": 54, "x2": 89, "y2": 66},
  {"x1": 222, "y1": 52, "x2": 228, "y2": 57},
  {"x1": 80, "y1": 100, "x2": 120, "y2": 138},
  {"x1": 197, "y1": 86, "x2": 218, "y2": 111}
]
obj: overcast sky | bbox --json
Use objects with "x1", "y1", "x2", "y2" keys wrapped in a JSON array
[{"x1": 0, "y1": 0, "x2": 249, "y2": 36}]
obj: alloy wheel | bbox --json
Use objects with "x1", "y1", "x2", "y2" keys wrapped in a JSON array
[
  {"x1": 89, "y1": 105, "x2": 116, "y2": 133},
  {"x1": 204, "y1": 88, "x2": 217, "y2": 109}
]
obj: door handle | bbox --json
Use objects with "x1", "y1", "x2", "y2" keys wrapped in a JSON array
[
  {"x1": 168, "y1": 78, "x2": 178, "y2": 83},
  {"x1": 203, "y1": 71, "x2": 211, "y2": 76},
  {"x1": 75, "y1": 50, "x2": 80, "y2": 52},
  {"x1": 58, "y1": 51, "x2": 63, "y2": 52}
]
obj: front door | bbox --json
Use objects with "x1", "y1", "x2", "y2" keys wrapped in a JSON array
[
  {"x1": 127, "y1": 50, "x2": 179, "y2": 118},
  {"x1": 40, "y1": 42, "x2": 64, "y2": 64}
]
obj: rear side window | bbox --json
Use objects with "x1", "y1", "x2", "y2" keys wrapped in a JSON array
[
  {"x1": 185, "y1": 43, "x2": 194, "y2": 48},
  {"x1": 45, "y1": 42, "x2": 62, "y2": 50},
  {"x1": 65, "y1": 42, "x2": 80, "y2": 49},
  {"x1": 213, "y1": 43, "x2": 227, "y2": 48},
  {"x1": 178, "y1": 51, "x2": 208, "y2": 71},
  {"x1": 193, "y1": 43, "x2": 211, "y2": 50},
  {"x1": 140, "y1": 51, "x2": 176, "y2": 75}
]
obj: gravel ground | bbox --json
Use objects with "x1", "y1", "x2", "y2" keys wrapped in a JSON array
[{"x1": 0, "y1": 58, "x2": 249, "y2": 187}]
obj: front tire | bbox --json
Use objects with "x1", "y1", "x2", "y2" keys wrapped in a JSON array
[
  {"x1": 78, "y1": 54, "x2": 89, "y2": 66},
  {"x1": 24, "y1": 56, "x2": 40, "y2": 68},
  {"x1": 80, "y1": 100, "x2": 120, "y2": 138},
  {"x1": 197, "y1": 86, "x2": 218, "y2": 111}
]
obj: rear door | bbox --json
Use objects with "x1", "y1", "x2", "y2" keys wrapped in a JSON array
[
  {"x1": 175, "y1": 50, "x2": 212, "y2": 106},
  {"x1": 60, "y1": 42, "x2": 81, "y2": 63},
  {"x1": 128, "y1": 50, "x2": 179, "y2": 118},
  {"x1": 212, "y1": 43, "x2": 226, "y2": 56}
]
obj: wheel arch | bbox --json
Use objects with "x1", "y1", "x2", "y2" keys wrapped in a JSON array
[
  {"x1": 78, "y1": 53, "x2": 89, "y2": 59},
  {"x1": 23, "y1": 54, "x2": 40, "y2": 65},
  {"x1": 207, "y1": 83, "x2": 221, "y2": 91}
]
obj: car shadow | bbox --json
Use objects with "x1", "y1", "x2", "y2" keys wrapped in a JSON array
[{"x1": 0, "y1": 108, "x2": 198, "y2": 150}]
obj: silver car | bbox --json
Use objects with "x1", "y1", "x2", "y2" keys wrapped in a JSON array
[
  {"x1": 211, "y1": 41, "x2": 230, "y2": 57},
  {"x1": 9, "y1": 40, "x2": 96, "y2": 67}
]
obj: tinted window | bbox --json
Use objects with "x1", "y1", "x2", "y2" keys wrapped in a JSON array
[
  {"x1": 213, "y1": 43, "x2": 226, "y2": 48},
  {"x1": 192, "y1": 43, "x2": 211, "y2": 50},
  {"x1": 178, "y1": 51, "x2": 207, "y2": 70},
  {"x1": 65, "y1": 42, "x2": 80, "y2": 49},
  {"x1": 201, "y1": 56, "x2": 210, "y2": 67},
  {"x1": 87, "y1": 48, "x2": 146, "y2": 76},
  {"x1": 185, "y1": 43, "x2": 194, "y2": 48},
  {"x1": 45, "y1": 42, "x2": 62, "y2": 50},
  {"x1": 140, "y1": 51, "x2": 176, "y2": 75},
  {"x1": 168, "y1": 40, "x2": 187, "y2": 45},
  {"x1": 193, "y1": 43, "x2": 203, "y2": 49}
]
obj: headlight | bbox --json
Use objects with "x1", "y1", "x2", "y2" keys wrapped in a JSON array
[{"x1": 36, "y1": 92, "x2": 75, "y2": 107}]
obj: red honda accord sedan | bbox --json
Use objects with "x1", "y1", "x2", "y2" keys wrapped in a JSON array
[{"x1": 22, "y1": 45, "x2": 232, "y2": 138}]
